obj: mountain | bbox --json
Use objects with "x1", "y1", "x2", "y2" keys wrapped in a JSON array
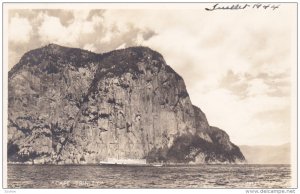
[
  {"x1": 7, "y1": 44, "x2": 245, "y2": 164},
  {"x1": 239, "y1": 143, "x2": 290, "y2": 164}
]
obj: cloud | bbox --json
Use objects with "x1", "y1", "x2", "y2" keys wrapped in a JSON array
[
  {"x1": 37, "y1": 10, "x2": 105, "y2": 47},
  {"x1": 100, "y1": 30, "x2": 113, "y2": 43},
  {"x1": 142, "y1": 29, "x2": 157, "y2": 41},
  {"x1": 45, "y1": 10, "x2": 74, "y2": 26},
  {"x1": 87, "y1": 10, "x2": 105, "y2": 21},
  {"x1": 219, "y1": 70, "x2": 249, "y2": 98},
  {"x1": 219, "y1": 70, "x2": 291, "y2": 99},
  {"x1": 7, "y1": 9, "x2": 159, "y2": 69},
  {"x1": 38, "y1": 15, "x2": 69, "y2": 44},
  {"x1": 8, "y1": 14, "x2": 32, "y2": 43},
  {"x1": 83, "y1": 43, "x2": 96, "y2": 52}
]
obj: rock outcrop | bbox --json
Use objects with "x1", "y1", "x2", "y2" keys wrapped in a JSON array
[{"x1": 7, "y1": 44, "x2": 245, "y2": 164}]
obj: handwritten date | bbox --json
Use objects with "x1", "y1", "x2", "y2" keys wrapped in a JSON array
[{"x1": 205, "y1": 3, "x2": 280, "y2": 11}]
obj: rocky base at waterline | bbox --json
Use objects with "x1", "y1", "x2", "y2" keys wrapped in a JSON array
[{"x1": 7, "y1": 44, "x2": 245, "y2": 165}]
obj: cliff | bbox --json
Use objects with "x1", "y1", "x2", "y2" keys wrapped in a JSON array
[{"x1": 7, "y1": 44, "x2": 245, "y2": 164}]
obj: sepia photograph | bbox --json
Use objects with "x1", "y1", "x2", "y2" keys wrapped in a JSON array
[{"x1": 2, "y1": 2, "x2": 298, "y2": 190}]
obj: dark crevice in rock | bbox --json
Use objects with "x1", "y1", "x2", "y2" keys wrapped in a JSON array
[
  {"x1": 8, "y1": 119, "x2": 32, "y2": 136},
  {"x1": 98, "y1": 113, "x2": 110, "y2": 119}
]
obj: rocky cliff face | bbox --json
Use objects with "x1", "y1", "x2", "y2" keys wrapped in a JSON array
[{"x1": 7, "y1": 44, "x2": 245, "y2": 164}]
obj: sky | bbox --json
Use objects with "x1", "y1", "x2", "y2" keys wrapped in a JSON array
[{"x1": 5, "y1": 3, "x2": 297, "y2": 146}]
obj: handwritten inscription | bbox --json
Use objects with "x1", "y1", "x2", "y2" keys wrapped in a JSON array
[
  {"x1": 205, "y1": 3, "x2": 280, "y2": 11},
  {"x1": 51, "y1": 180, "x2": 105, "y2": 187}
]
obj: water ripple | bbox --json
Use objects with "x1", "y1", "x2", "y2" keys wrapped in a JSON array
[{"x1": 7, "y1": 164, "x2": 291, "y2": 188}]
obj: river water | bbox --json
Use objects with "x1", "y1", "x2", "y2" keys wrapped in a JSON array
[{"x1": 7, "y1": 164, "x2": 291, "y2": 188}]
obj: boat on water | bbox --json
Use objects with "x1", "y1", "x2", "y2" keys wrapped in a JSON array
[
  {"x1": 100, "y1": 158, "x2": 147, "y2": 166},
  {"x1": 99, "y1": 158, "x2": 164, "y2": 167},
  {"x1": 151, "y1": 163, "x2": 163, "y2": 167}
]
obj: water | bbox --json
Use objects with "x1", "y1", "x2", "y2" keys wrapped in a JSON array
[{"x1": 7, "y1": 164, "x2": 291, "y2": 188}]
